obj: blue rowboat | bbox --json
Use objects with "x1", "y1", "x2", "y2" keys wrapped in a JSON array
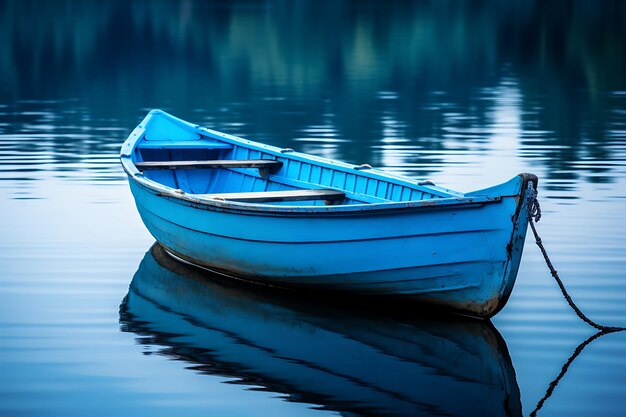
[
  {"x1": 120, "y1": 109, "x2": 537, "y2": 318},
  {"x1": 121, "y1": 244, "x2": 522, "y2": 417}
]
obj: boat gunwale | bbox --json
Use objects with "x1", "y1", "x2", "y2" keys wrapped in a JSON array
[
  {"x1": 120, "y1": 110, "x2": 518, "y2": 215},
  {"x1": 125, "y1": 170, "x2": 504, "y2": 216}
]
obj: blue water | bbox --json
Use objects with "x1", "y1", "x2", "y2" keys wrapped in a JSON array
[{"x1": 1, "y1": 1, "x2": 626, "y2": 416}]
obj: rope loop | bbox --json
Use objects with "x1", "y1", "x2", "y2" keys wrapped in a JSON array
[{"x1": 526, "y1": 181, "x2": 542, "y2": 223}]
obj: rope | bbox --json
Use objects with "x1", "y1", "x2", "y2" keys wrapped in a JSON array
[
  {"x1": 529, "y1": 330, "x2": 608, "y2": 417},
  {"x1": 525, "y1": 182, "x2": 625, "y2": 333}
]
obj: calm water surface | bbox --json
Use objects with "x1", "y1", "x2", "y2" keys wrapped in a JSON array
[{"x1": 1, "y1": 1, "x2": 626, "y2": 416}]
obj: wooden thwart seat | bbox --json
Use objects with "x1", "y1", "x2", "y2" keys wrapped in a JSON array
[
  {"x1": 135, "y1": 159, "x2": 282, "y2": 170},
  {"x1": 138, "y1": 140, "x2": 234, "y2": 150},
  {"x1": 204, "y1": 189, "x2": 346, "y2": 204},
  {"x1": 134, "y1": 159, "x2": 283, "y2": 178}
]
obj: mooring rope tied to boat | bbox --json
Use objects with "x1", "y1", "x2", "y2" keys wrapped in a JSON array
[{"x1": 526, "y1": 182, "x2": 625, "y2": 333}]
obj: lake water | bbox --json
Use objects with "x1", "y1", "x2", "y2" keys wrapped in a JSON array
[{"x1": 1, "y1": 1, "x2": 626, "y2": 416}]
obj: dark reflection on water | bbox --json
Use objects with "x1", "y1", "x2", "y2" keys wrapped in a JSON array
[
  {"x1": 2, "y1": 1, "x2": 626, "y2": 416},
  {"x1": 121, "y1": 244, "x2": 522, "y2": 417}
]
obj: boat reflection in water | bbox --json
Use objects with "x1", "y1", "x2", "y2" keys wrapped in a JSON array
[{"x1": 120, "y1": 244, "x2": 522, "y2": 417}]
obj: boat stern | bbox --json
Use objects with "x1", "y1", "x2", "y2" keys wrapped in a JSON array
[
  {"x1": 470, "y1": 173, "x2": 538, "y2": 318},
  {"x1": 408, "y1": 173, "x2": 538, "y2": 318},
  {"x1": 489, "y1": 173, "x2": 538, "y2": 317}
]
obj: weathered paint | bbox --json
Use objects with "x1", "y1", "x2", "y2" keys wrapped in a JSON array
[{"x1": 120, "y1": 110, "x2": 537, "y2": 318}]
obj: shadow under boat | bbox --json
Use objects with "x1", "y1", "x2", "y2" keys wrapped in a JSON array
[{"x1": 120, "y1": 243, "x2": 522, "y2": 417}]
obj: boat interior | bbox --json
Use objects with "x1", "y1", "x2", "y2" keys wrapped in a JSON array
[{"x1": 133, "y1": 134, "x2": 451, "y2": 206}]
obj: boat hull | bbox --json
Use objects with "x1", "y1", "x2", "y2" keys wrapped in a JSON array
[{"x1": 127, "y1": 173, "x2": 534, "y2": 318}]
